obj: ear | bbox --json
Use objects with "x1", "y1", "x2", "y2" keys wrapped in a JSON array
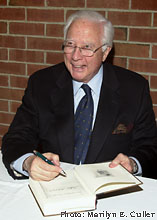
[{"x1": 102, "y1": 47, "x2": 111, "y2": 62}]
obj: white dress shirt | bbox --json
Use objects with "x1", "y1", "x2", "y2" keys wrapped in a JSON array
[{"x1": 73, "y1": 64, "x2": 103, "y2": 127}]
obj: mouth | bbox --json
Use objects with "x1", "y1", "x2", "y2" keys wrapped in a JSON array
[{"x1": 71, "y1": 64, "x2": 86, "y2": 72}]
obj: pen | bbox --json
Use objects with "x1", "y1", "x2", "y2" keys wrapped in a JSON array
[{"x1": 33, "y1": 150, "x2": 67, "y2": 177}]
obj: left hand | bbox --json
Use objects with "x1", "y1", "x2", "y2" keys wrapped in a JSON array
[{"x1": 109, "y1": 153, "x2": 136, "y2": 173}]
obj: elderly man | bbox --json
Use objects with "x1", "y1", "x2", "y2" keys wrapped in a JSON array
[{"x1": 2, "y1": 10, "x2": 157, "y2": 180}]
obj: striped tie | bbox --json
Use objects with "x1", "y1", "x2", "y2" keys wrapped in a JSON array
[{"x1": 74, "y1": 84, "x2": 94, "y2": 164}]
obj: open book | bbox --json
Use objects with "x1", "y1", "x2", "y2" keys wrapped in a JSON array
[{"x1": 29, "y1": 162, "x2": 142, "y2": 216}]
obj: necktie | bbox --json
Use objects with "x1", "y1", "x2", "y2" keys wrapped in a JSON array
[{"x1": 74, "y1": 84, "x2": 94, "y2": 164}]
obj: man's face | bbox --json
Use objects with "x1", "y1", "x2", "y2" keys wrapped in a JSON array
[{"x1": 64, "y1": 19, "x2": 111, "y2": 83}]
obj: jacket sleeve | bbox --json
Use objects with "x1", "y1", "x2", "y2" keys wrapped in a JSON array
[
  {"x1": 1, "y1": 74, "x2": 39, "y2": 179},
  {"x1": 130, "y1": 80, "x2": 157, "y2": 179}
]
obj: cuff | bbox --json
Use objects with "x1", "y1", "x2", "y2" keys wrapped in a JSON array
[{"x1": 11, "y1": 153, "x2": 33, "y2": 177}]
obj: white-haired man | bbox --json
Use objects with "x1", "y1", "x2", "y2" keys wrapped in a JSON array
[{"x1": 2, "y1": 11, "x2": 157, "y2": 180}]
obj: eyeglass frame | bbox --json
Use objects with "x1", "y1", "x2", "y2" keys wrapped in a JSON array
[{"x1": 62, "y1": 41, "x2": 107, "y2": 57}]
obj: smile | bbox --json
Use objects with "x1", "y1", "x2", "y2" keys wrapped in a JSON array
[{"x1": 72, "y1": 64, "x2": 86, "y2": 71}]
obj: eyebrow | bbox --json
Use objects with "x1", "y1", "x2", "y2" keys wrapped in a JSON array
[{"x1": 65, "y1": 39, "x2": 95, "y2": 47}]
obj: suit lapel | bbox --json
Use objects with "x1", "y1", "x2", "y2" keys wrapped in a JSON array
[
  {"x1": 50, "y1": 67, "x2": 75, "y2": 163},
  {"x1": 85, "y1": 63, "x2": 120, "y2": 163}
]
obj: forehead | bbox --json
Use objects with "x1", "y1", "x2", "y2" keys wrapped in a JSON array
[{"x1": 66, "y1": 19, "x2": 103, "y2": 45}]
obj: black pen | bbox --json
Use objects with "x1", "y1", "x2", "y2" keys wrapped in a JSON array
[{"x1": 33, "y1": 150, "x2": 67, "y2": 177}]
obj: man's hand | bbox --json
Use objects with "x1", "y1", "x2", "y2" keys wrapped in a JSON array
[
  {"x1": 109, "y1": 153, "x2": 137, "y2": 174},
  {"x1": 23, "y1": 152, "x2": 62, "y2": 181}
]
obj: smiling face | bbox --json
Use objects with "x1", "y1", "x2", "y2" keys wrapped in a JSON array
[{"x1": 64, "y1": 19, "x2": 111, "y2": 83}]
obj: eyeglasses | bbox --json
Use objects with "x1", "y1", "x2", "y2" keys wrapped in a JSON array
[{"x1": 62, "y1": 41, "x2": 106, "y2": 57}]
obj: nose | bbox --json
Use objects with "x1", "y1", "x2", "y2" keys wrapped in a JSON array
[{"x1": 72, "y1": 47, "x2": 83, "y2": 60}]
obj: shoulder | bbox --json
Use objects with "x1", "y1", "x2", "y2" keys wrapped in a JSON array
[
  {"x1": 26, "y1": 62, "x2": 70, "y2": 89},
  {"x1": 30, "y1": 62, "x2": 66, "y2": 81},
  {"x1": 103, "y1": 63, "x2": 147, "y2": 88}
]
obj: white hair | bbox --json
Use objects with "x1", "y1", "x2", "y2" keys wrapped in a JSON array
[{"x1": 64, "y1": 10, "x2": 114, "y2": 51}]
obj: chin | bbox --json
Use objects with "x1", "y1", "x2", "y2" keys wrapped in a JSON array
[
  {"x1": 71, "y1": 72, "x2": 86, "y2": 82},
  {"x1": 73, "y1": 77, "x2": 84, "y2": 82}
]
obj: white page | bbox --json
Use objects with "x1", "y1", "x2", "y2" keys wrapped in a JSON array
[
  {"x1": 74, "y1": 162, "x2": 141, "y2": 194},
  {"x1": 39, "y1": 169, "x2": 90, "y2": 200}
]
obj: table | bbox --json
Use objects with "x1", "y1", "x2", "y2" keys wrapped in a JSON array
[{"x1": 0, "y1": 151, "x2": 157, "y2": 220}]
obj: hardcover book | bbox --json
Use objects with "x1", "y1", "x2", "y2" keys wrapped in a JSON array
[{"x1": 29, "y1": 162, "x2": 142, "y2": 216}]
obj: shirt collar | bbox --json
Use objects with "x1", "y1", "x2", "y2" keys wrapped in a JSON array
[{"x1": 73, "y1": 65, "x2": 103, "y2": 96}]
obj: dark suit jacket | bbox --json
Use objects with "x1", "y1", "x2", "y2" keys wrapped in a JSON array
[{"x1": 2, "y1": 62, "x2": 157, "y2": 179}]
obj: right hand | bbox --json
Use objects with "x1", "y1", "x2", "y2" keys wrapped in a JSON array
[{"x1": 23, "y1": 152, "x2": 62, "y2": 181}]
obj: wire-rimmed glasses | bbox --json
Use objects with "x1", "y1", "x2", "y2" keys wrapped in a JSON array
[{"x1": 62, "y1": 41, "x2": 106, "y2": 57}]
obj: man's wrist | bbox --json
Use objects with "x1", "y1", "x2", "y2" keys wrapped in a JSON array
[
  {"x1": 130, "y1": 158, "x2": 138, "y2": 174},
  {"x1": 23, "y1": 157, "x2": 29, "y2": 172},
  {"x1": 23, "y1": 155, "x2": 35, "y2": 173}
]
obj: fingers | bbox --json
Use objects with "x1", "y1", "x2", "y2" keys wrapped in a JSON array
[
  {"x1": 109, "y1": 153, "x2": 134, "y2": 173},
  {"x1": 30, "y1": 161, "x2": 61, "y2": 181},
  {"x1": 23, "y1": 152, "x2": 61, "y2": 181},
  {"x1": 43, "y1": 152, "x2": 60, "y2": 167}
]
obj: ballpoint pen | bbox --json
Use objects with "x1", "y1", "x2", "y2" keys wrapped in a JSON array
[{"x1": 33, "y1": 150, "x2": 67, "y2": 177}]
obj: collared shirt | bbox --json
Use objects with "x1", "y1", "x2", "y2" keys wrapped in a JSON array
[{"x1": 73, "y1": 64, "x2": 103, "y2": 128}]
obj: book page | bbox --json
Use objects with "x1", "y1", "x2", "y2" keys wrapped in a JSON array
[
  {"x1": 39, "y1": 168, "x2": 90, "y2": 200},
  {"x1": 74, "y1": 162, "x2": 141, "y2": 194}
]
